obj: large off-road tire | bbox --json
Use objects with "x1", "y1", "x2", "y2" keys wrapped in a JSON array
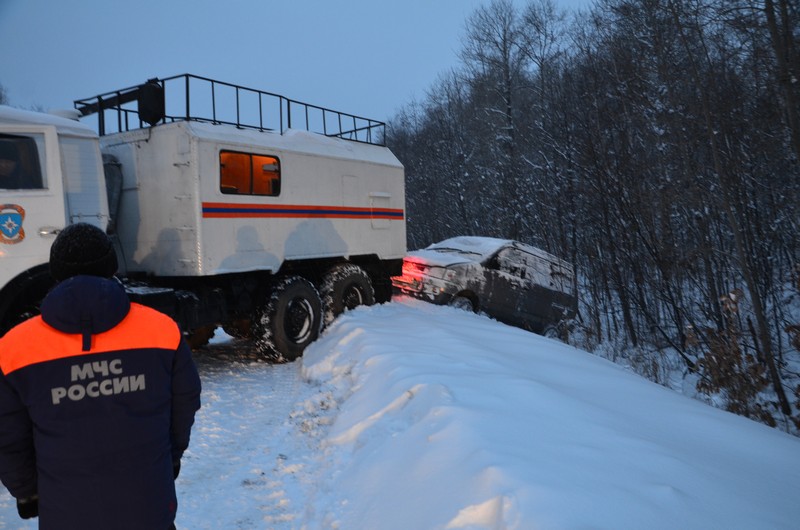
[
  {"x1": 253, "y1": 276, "x2": 322, "y2": 362},
  {"x1": 222, "y1": 319, "x2": 251, "y2": 339},
  {"x1": 319, "y1": 263, "x2": 375, "y2": 327},
  {"x1": 186, "y1": 324, "x2": 217, "y2": 350}
]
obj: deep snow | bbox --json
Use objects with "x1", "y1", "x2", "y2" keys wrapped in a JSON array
[{"x1": 1, "y1": 297, "x2": 799, "y2": 529}]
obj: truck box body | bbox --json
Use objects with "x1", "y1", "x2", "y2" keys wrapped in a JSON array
[{"x1": 102, "y1": 121, "x2": 405, "y2": 278}]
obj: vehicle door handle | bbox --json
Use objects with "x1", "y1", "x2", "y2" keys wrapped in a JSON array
[{"x1": 38, "y1": 226, "x2": 62, "y2": 237}]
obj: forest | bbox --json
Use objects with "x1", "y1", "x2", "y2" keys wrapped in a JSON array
[{"x1": 386, "y1": 0, "x2": 800, "y2": 433}]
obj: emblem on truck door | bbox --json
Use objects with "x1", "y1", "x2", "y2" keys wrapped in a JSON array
[{"x1": 0, "y1": 204, "x2": 25, "y2": 244}]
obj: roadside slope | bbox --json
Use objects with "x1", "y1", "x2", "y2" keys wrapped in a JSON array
[{"x1": 300, "y1": 298, "x2": 800, "y2": 529}]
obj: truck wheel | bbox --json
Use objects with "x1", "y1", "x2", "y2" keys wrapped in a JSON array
[
  {"x1": 187, "y1": 324, "x2": 216, "y2": 349},
  {"x1": 320, "y1": 263, "x2": 375, "y2": 327},
  {"x1": 253, "y1": 276, "x2": 322, "y2": 362},
  {"x1": 222, "y1": 319, "x2": 251, "y2": 339}
]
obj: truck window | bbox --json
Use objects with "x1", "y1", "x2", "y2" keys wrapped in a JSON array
[
  {"x1": 0, "y1": 134, "x2": 45, "y2": 190},
  {"x1": 219, "y1": 150, "x2": 280, "y2": 196}
]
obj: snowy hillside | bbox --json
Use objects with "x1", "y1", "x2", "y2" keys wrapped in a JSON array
[
  {"x1": 1, "y1": 297, "x2": 798, "y2": 529},
  {"x1": 298, "y1": 298, "x2": 800, "y2": 529}
]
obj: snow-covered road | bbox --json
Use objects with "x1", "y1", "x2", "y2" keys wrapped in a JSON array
[
  {"x1": 177, "y1": 335, "x2": 325, "y2": 529},
  {"x1": 0, "y1": 332, "x2": 329, "y2": 530}
]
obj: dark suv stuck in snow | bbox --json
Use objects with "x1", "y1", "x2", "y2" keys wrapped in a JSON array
[{"x1": 392, "y1": 236, "x2": 577, "y2": 336}]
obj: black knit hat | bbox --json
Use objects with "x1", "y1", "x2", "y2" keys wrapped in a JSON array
[{"x1": 49, "y1": 223, "x2": 118, "y2": 281}]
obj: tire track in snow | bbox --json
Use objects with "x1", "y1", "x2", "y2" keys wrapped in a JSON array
[{"x1": 176, "y1": 335, "x2": 331, "y2": 529}]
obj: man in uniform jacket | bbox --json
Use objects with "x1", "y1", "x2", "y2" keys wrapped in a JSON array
[{"x1": 0, "y1": 223, "x2": 202, "y2": 529}]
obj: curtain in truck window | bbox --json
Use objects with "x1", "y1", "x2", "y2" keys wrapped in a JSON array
[{"x1": 219, "y1": 151, "x2": 280, "y2": 196}]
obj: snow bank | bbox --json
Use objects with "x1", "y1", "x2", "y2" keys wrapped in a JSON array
[
  {"x1": 301, "y1": 298, "x2": 800, "y2": 529},
  {"x1": 1, "y1": 298, "x2": 798, "y2": 529}
]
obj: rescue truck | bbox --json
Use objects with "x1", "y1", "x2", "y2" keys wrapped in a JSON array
[{"x1": 0, "y1": 74, "x2": 406, "y2": 360}]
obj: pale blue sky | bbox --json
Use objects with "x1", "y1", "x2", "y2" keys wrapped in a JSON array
[{"x1": 0, "y1": 0, "x2": 590, "y2": 123}]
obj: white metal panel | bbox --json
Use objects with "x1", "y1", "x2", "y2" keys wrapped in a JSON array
[
  {"x1": 102, "y1": 120, "x2": 405, "y2": 277},
  {"x1": 193, "y1": 122, "x2": 405, "y2": 275},
  {"x1": 0, "y1": 105, "x2": 97, "y2": 138},
  {"x1": 59, "y1": 135, "x2": 108, "y2": 225},
  {"x1": 198, "y1": 140, "x2": 405, "y2": 275},
  {"x1": 104, "y1": 124, "x2": 202, "y2": 276}
]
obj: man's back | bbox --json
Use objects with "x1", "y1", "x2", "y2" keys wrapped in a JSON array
[{"x1": 0, "y1": 224, "x2": 201, "y2": 530}]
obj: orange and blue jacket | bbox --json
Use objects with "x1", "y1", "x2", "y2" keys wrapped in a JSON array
[{"x1": 0, "y1": 275, "x2": 201, "y2": 530}]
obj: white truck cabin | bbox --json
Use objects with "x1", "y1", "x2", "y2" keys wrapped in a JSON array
[{"x1": 0, "y1": 105, "x2": 109, "y2": 331}]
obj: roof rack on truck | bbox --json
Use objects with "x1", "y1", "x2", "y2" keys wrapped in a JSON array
[{"x1": 73, "y1": 73, "x2": 386, "y2": 146}]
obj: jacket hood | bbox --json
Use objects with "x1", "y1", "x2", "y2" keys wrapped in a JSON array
[{"x1": 40, "y1": 275, "x2": 130, "y2": 350}]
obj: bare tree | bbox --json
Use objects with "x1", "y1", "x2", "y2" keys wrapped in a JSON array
[
  {"x1": 388, "y1": 0, "x2": 800, "y2": 430},
  {"x1": 763, "y1": 0, "x2": 800, "y2": 158},
  {"x1": 460, "y1": 0, "x2": 531, "y2": 239},
  {"x1": 666, "y1": 0, "x2": 792, "y2": 415}
]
